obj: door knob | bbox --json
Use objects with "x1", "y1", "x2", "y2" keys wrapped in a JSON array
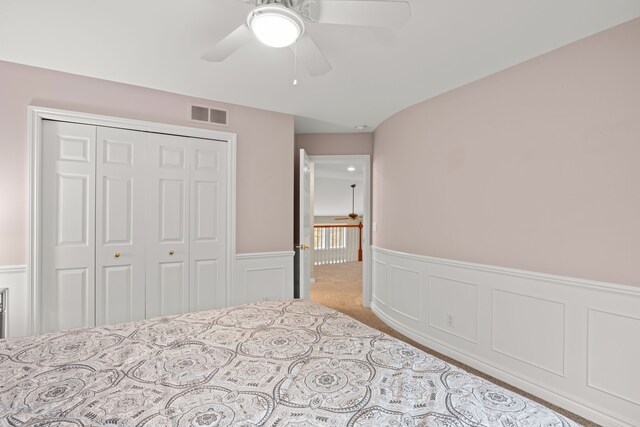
[
  {"x1": 114, "y1": 252, "x2": 121, "y2": 258},
  {"x1": 296, "y1": 244, "x2": 310, "y2": 251},
  {"x1": 169, "y1": 250, "x2": 175, "y2": 255}
]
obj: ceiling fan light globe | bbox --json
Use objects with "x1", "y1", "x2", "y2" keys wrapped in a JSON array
[{"x1": 248, "y1": 6, "x2": 304, "y2": 48}]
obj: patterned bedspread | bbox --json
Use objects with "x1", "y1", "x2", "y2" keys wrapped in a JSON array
[{"x1": 0, "y1": 300, "x2": 580, "y2": 426}]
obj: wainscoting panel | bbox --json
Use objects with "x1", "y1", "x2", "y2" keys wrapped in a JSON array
[
  {"x1": 388, "y1": 265, "x2": 421, "y2": 323},
  {"x1": 372, "y1": 259, "x2": 387, "y2": 306},
  {"x1": 371, "y1": 246, "x2": 640, "y2": 427},
  {"x1": 247, "y1": 268, "x2": 285, "y2": 302},
  {"x1": 492, "y1": 289, "x2": 565, "y2": 376},
  {"x1": 428, "y1": 275, "x2": 478, "y2": 344},
  {"x1": 0, "y1": 265, "x2": 29, "y2": 338},
  {"x1": 587, "y1": 308, "x2": 640, "y2": 406},
  {"x1": 233, "y1": 251, "x2": 294, "y2": 306}
]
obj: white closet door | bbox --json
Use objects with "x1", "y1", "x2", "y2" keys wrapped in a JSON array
[
  {"x1": 146, "y1": 133, "x2": 190, "y2": 318},
  {"x1": 95, "y1": 127, "x2": 146, "y2": 325},
  {"x1": 41, "y1": 121, "x2": 96, "y2": 333},
  {"x1": 190, "y1": 139, "x2": 227, "y2": 311}
]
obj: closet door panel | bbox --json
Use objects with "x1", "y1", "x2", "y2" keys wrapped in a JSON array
[
  {"x1": 102, "y1": 265, "x2": 134, "y2": 325},
  {"x1": 192, "y1": 259, "x2": 219, "y2": 310},
  {"x1": 55, "y1": 268, "x2": 90, "y2": 331},
  {"x1": 146, "y1": 134, "x2": 190, "y2": 318},
  {"x1": 96, "y1": 127, "x2": 146, "y2": 325},
  {"x1": 190, "y1": 140, "x2": 227, "y2": 311},
  {"x1": 41, "y1": 121, "x2": 96, "y2": 333}
]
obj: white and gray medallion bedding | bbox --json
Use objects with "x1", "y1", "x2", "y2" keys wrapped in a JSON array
[{"x1": 0, "y1": 300, "x2": 580, "y2": 426}]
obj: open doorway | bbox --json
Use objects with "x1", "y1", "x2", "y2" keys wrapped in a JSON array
[{"x1": 304, "y1": 154, "x2": 371, "y2": 311}]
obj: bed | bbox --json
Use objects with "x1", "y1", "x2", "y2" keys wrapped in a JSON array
[{"x1": 0, "y1": 300, "x2": 580, "y2": 426}]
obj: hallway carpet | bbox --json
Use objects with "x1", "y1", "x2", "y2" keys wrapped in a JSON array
[{"x1": 310, "y1": 261, "x2": 595, "y2": 426}]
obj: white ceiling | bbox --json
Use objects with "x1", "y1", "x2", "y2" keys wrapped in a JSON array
[
  {"x1": 314, "y1": 163, "x2": 364, "y2": 216},
  {"x1": 314, "y1": 162, "x2": 364, "y2": 180},
  {"x1": 0, "y1": 0, "x2": 638, "y2": 133}
]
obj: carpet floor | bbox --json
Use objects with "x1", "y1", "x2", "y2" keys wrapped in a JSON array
[{"x1": 310, "y1": 261, "x2": 597, "y2": 427}]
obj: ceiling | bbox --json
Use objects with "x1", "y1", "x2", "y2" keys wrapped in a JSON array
[
  {"x1": 0, "y1": 0, "x2": 638, "y2": 133},
  {"x1": 314, "y1": 162, "x2": 364, "y2": 181},
  {"x1": 314, "y1": 163, "x2": 364, "y2": 216}
]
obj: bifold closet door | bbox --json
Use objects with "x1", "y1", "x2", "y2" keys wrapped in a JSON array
[
  {"x1": 41, "y1": 121, "x2": 96, "y2": 333},
  {"x1": 95, "y1": 127, "x2": 146, "y2": 326},
  {"x1": 145, "y1": 133, "x2": 190, "y2": 318},
  {"x1": 190, "y1": 139, "x2": 228, "y2": 311}
]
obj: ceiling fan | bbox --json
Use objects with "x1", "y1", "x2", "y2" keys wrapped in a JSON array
[
  {"x1": 202, "y1": 0, "x2": 411, "y2": 76},
  {"x1": 335, "y1": 184, "x2": 362, "y2": 221}
]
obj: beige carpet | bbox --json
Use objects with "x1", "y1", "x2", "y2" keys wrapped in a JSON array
[{"x1": 310, "y1": 261, "x2": 597, "y2": 427}]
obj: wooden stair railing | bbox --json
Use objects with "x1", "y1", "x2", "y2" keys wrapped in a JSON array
[{"x1": 313, "y1": 223, "x2": 362, "y2": 265}]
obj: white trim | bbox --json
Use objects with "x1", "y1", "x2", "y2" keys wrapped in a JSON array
[
  {"x1": 0, "y1": 265, "x2": 27, "y2": 274},
  {"x1": 226, "y1": 136, "x2": 237, "y2": 311},
  {"x1": 236, "y1": 251, "x2": 295, "y2": 260},
  {"x1": 373, "y1": 246, "x2": 640, "y2": 296},
  {"x1": 371, "y1": 303, "x2": 630, "y2": 427},
  {"x1": 309, "y1": 155, "x2": 372, "y2": 307},
  {"x1": 28, "y1": 106, "x2": 237, "y2": 335},
  {"x1": 371, "y1": 246, "x2": 640, "y2": 427}
]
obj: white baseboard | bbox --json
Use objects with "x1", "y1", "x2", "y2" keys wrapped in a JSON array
[
  {"x1": 233, "y1": 251, "x2": 295, "y2": 305},
  {"x1": 372, "y1": 246, "x2": 640, "y2": 427},
  {"x1": 0, "y1": 265, "x2": 29, "y2": 338}
]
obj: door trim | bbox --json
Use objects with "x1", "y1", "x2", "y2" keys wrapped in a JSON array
[
  {"x1": 28, "y1": 106, "x2": 237, "y2": 335},
  {"x1": 308, "y1": 154, "x2": 372, "y2": 307}
]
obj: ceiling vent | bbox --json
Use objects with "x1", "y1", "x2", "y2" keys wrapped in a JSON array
[{"x1": 190, "y1": 104, "x2": 228, "y2": 126}]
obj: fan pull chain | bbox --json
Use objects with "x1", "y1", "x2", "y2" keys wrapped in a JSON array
[{"x1": 293, "y1": 40, "x2": 298, "y2": 86}]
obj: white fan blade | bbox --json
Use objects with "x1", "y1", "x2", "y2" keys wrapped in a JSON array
[
  {"x1": 294, "y1": 34, "x2": 332, "y2": 76},
  {"x1": 310, "y1": 0, "x2": 411, "y2": 27},
  {"x1": 202, "y1": 24, "x2": 252, "y2": 62}
]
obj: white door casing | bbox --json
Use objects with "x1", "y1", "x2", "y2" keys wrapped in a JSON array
[
  {"x1": 190, "y1": 138, "x2": 228, "y2": 311},
  {"x1": 41, "y1": 121, "x2": 96, "y2": 333},
  {"x1": 95, "y1": 127, "x2": 147, "y2": 326},
  {"x1": 308, "y1": 155, "x2": 372, "y2": 307},
  {"x1": 298, "y1": 149, "x2": 313, "y2": 299},
  {"x1": 146, "y1": 133, "x2": 191, "y2": 318}
]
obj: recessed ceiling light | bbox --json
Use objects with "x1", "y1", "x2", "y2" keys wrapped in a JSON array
[
  {"x1": 248, "y1": 5, "x2": 304, "y2": 48},
  {"x1": 347, "y1": 166, "x2": 356, "y2": 172},
  {"x1": 354, "y1": 125, "x2": 367, "y2": 131}
]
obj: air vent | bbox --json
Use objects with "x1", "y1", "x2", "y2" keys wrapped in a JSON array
[
  {"x1": 209, "y1": 108, "x2": 228, "y2": 125},
  {"x1": 190, "y1": 104, "x2": 229, "y2": 126}
]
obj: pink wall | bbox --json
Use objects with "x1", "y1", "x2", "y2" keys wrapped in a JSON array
[
  {"x1": 295, "y1": 133, "x2": 373, "y2": 156},
  {"x1": 0, "y1": 60, "x2": 294, "y2": 265},
  {"x1": 373, "y1": 18, "x2": 640, "y2": 287}
]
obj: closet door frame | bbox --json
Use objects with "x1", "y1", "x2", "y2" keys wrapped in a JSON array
[{"x1": 28, "y1": 106, "x2": 237, "y2": 335}]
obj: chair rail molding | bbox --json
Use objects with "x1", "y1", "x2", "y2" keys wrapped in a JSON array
[{"x1": 371, "y1": 246, "x2": 640, "y2": 427}]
